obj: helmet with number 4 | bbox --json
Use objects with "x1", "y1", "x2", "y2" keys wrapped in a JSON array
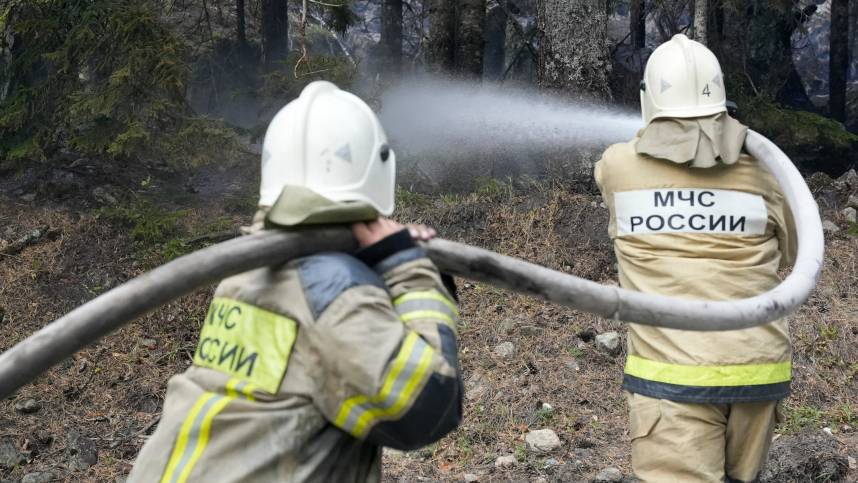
[
  {"x1": 259, "y1": 81, "x2": 395, "y2": 215},
  {"x1": 640, "y1": 34, "x2": 727, "y2": 125}
]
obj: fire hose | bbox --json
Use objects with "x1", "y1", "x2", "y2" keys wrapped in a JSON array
[{"x1": 0, "y1": 131, "x2": 824, "y2": 399}]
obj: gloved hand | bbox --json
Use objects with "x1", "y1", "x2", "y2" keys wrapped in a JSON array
[{"x1": 351, "y1": 218, "x2": 436, "y2": 248}]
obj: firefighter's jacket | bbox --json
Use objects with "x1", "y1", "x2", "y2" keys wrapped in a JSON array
[
  {"x1": 128, "y1": 228, "x2": 463, "y2": 483},
  {"x1": 594, "y1": 119, "x2": 797, "y2": 404}
]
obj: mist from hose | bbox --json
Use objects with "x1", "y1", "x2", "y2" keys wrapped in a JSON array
[{"x1": 379, "y1": 79, "x2": 643, "y2": 157}]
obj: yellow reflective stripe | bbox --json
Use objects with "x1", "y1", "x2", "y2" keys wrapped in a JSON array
[
  {"x1": 334, "y1": 332, "x2": 418, "y2": 429},
  {"x1": 225, "y1": 378, "x2": 257, "y2": 402},
  {"x1": 160, "y1": 393, "x2": 233, "y2": 483},
  {"x1": 160, "y1": 394, "x2": 213, "y2": 483},
  {"x1": 399, "y1": 310, "x2": 455, "y2": 328},
  {"x1": 397, "y1": 345, "x2": 433, "y2": 412},
  {"x1": 334, "y1": 395, "x2": 369, "y2": 431},
  {"x1": 175, "y1": 395, "x2": 231, "y2": 483},
  {"x1": 395, "y1": 290, "x2": 459, "y2": 316},
  {"x1": 334, "y1": 332, "x2": 435, "y2": 438},
  {"x1": 625, "y1": 354, "x2": 792, "y2": 387},
  {"x1": 377, "y1": 332, "x2": 418, "y2": 403},
  {"x1": 351, "y1": 341, "x2": 434, "y2": 437}
]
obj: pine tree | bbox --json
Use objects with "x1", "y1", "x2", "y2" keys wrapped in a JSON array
[
  {"x1": 458, "y1": 0, "x2": 486, "y2": 78},
  {"x1": 483, "y1": 4, "x2": 508, "y2": 80},
  {"x1": 537, "y1": 0, "x2": 611, "y2": 99},
  {"x1": 380, "y1": 0, "x2": 403, "y2": 76},
  {"x1": 236, "y1": 0, "x2": 247, "y2": 49},
  {"x1": 693, "y1": 0, "x2": 709, "y2": 46},
  {"x1": 261, "y1": 0, "x2": 290, "y2": 68},
  {"x1": 630, "y1": 0, "x2": 646, "y2": 49},
  {"x1": 830, "y1": 0, "x2": 850, "y2": 122},
  {"x1": 428, "y1": 0, "x2": 456, "y2": 74}
]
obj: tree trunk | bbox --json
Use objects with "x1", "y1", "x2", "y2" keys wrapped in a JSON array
[
  {"x1": 380, "y1": 0, "x2": 403, "y2": 76},
  {"x1": 849, "y1": 0, "x2": 858, "y2": 70},
  {"x1": 483, "y1": 4, "x2": 507, "y2": 81},
  {"x1": 537, "y1": 0, "x2": 611, "y2": 99},
  {"x1": 236, "y1": 0, "x2": 247, "y2": 48},
  {"x1": 710, "y1": 0, "x2": 724, "y2": 56},
  {"x1": 830, "y1": 0, "x2": 849, "y2": 122},
  {"x1": 458, "y1": 0, "x2": 486, "y2": 78},
  {"x1": 261, "y1": 0, "x2": 289, "y2": 68},
  {"x1": 693, "y1": 0, "x2": 709, "y2": 46},
  {"x1": 719, "y1": 1, "x2": 814, "y2": 103},
  {"x1": 428, "y1": 0, "x2": 456, "y2": 74},
  {"x1": 630, "y1": 0, "x2": 645, "y2": 49}
]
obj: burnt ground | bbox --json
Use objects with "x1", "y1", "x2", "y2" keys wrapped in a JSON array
[{"x1": 0, "y1": 160, "x2": 856, "y2": 482}]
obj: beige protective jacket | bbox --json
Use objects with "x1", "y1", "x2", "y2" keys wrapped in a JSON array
[
  {"x1": 594, "y1": 123, "x2": 797, "y2": 404},
  {"x1": 129, "y1": 228, "x2": 462, "y2": 483}
]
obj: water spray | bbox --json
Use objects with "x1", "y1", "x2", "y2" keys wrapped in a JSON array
[
  {"x1": 379, "y1": 80, "x2": 643, "y2": 155},
  {"x1": 0, "y1": 83, "x2": 824, "y2": 399}
]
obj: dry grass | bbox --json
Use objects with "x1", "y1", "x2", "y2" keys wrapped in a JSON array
[
  {"x1": 384, "y1": 184, "x2": 858, "y2": 482},
  {"x1": 0, "y1": 176, "x2": 856, "y2": 482}
]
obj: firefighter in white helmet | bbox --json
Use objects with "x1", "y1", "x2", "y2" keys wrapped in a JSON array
[
  {"x1": 129, "y1": 81, "x2": 463, "y2": 482},
  {"x1": 594, "y1": 35, "x2": 797, "y2": 482}
]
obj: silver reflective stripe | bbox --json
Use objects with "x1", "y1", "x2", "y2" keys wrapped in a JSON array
[
  {"x1": 396, "y1": 299, "x2": 459, "y2": 323},
  {"x1": 169, "y1": 395, "x2": 225, "y2": 483},
  {"x1": 340, "y1": 336, "x2": 432, "y2": 435}
]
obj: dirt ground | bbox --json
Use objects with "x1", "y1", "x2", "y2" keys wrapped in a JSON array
[{"x1": 0, "y1": 160, "x2": 856, "y2": 482}]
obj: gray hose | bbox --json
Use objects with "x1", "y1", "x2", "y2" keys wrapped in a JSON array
[{"x1": 0, "y1": 131, "x2": 824, "y2": 399}]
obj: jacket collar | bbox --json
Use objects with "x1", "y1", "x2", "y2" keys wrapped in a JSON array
[{"x1": 635, "y1": 113, "x2": 748, "y2": 168}]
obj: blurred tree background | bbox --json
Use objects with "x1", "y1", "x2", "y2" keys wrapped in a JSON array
[{"x1": 0, "y1": 0, "x2": 855, "y2": 174}]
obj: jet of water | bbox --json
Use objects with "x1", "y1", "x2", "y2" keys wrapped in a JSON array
[{"x1": 379, "y1": 79, "x2": 643, "y2": 156}]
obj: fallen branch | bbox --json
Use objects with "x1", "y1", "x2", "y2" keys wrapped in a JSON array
[{"x1": 0, "y1": 226, "x2": 60, "y2": 256}]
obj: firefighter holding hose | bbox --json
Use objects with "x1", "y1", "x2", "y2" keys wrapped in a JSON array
[
  {"x1": 128, "y1": 81, "x2": 462, "y2": 482},
  {"x1": 595, "y1": 35, "x2": 798, "y2": 483}
]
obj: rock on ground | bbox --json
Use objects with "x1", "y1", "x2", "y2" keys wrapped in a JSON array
[
  {"x1": 595, "y1": 332, "x2": 622, "y2": 356},
  {"x1": 525, "y1": 429, "x2": 562, "y2": 454},
  {"x1": 462, "y1": 473, "x2": 478, "y2": 482},
  {"x1": 495, "y1": 454, "x2": 516, "y2": 468},
  {"x1": 0, "y1": 438, "x2": 24, "y2": 470},
  {"x1": 843, "y1": 207, "x2": 857, "y2": 224},
  {"x1": 14, "y1": 398, "x2": 41, "y2": 414},
  {"x1": 822, "y1": 220, "x2": 840, "y2": 234},
  {"x1": 593, "y1": 466, "x2": 623, "y2": 482},
  {"x1": 21, "y1": 472, "x2": 55, "y2": 483},
  {"x1": 464, "y1": 373, "x2": 490, "y2": 401},
  {"x1": 760, "y1": 431, "x2": 849, "y2": 482},
  {"x1": 66, "y1": 431, "x2": 98, "y2": 471},
  {"x1": 92, "y1": 186, "x2": 118, "y2": 205},
  {"x1": 840, "y1": 169, "x2": 858, "y2": 191},
  {"x1": 848, "y1": 194, "x2": 858, "y2": 209},
  {"x1": 493, "y1": 341, "x2": 516, "y2": 360},
  {"x1": 519, "y1": 325, "x2": 544, "y2": 336}
]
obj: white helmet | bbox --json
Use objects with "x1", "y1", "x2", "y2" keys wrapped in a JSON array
[
  {"x1": 641, "y1": 34, "x2": 727, "y2": 125},
  {"x1": 259, "y1": 81, "x2": 395, "y2": 215}
]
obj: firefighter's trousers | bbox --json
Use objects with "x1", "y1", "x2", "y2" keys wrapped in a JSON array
[{"x1": 627, "y1": 392, "x2": 779, "y2": 483}]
